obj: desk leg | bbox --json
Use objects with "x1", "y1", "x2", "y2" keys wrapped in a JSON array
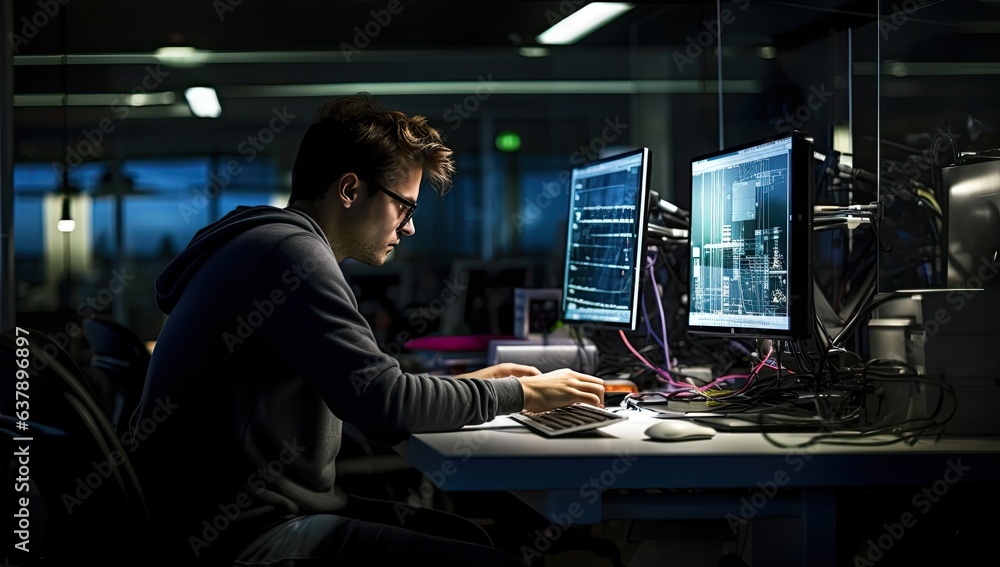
[
  {"x1": 751, "y1": 488, "x2": 836, "y2": 567},
  {"x1": 510, "y1": 489, "x2": 604, "y2": 525},
  {"x1": 803, "y1": 487, "x2": 836, "y2": 567}
]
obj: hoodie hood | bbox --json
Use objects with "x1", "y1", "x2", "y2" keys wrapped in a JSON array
[{"x1": 155, "y1": 205, "x2": 324, "y2": 314}]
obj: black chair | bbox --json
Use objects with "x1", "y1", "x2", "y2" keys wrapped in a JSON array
[
  {"x1": 81, "y1": 315, "x2": 152, "y2": 434},
  {"x1": 1, "y1": 327, "x2": 152, "y2": 566}
]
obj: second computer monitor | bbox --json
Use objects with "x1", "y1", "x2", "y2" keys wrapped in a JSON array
[
  {"x1": 687, "y1": 133, "x2": 813, "y2": 339},
  {"x1": 561, "y1": 147, "x2": 652, "y2": 331}
]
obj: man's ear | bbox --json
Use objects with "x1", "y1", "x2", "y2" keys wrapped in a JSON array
[{"x1": 334, "y1": 172, "x2": 362, "y2": 208}]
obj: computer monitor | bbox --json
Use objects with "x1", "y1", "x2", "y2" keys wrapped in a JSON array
[
  {"x1": 561, "y1": 147, "x2": 652, "y2": 331},
  {"x1": 686, "y1": 133, "x2": 814, "y2": 339},
  {"x1": 942, "y1": 159, "x2": 1000, "y2": 289},
  {"x1": 439, "y1": 258, "x2": 536, "y2": 335}
]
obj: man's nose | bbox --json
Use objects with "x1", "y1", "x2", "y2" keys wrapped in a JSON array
[{"x1": 399, "y1": 217, "x2": 415, "y2": 236}]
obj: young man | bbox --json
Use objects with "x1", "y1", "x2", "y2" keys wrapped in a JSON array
[{"x1": 130, "y1": 93, "x2": 605, "y2": 566}]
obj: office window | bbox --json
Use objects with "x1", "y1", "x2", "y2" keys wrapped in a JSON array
[
  {"x1": 218, "y1": 159, "x2": 284, "y2": 216},
  {"x1": 515, "y1": 154, "x2": 572, "y2": 255},
  {"x1": 10, "y1": 162, "x2": 104, "y2": 286},
  {"x1": 11, "y1": 198, "x2": 43, "y2": 286},
  {"x1": 89, "y1": 159, "x2": 211, "y2": 259},
  {"x1": 398, "y1": 153, "x2": 482, "y2": 260},
  {"x1": 11, "y1": 156, "x2": 283, "y2": 335}
]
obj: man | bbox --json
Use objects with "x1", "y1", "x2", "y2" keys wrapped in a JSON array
[{"x1": 130, "y1": 92, "x2": 605, "y2": 566}]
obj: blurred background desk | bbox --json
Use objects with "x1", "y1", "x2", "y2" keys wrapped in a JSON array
[{"x1": 400, "y1": 411, "x2": 1000, "y2": 567}]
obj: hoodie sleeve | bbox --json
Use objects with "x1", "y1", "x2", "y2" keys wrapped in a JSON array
[{"x1": 248, "y1": 232, "x2": 524, "y2": 446}]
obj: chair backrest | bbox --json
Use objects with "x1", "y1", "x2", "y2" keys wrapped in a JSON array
[
  {"x1": 83, "y1": 315, "x2": 152, "y2": 369},
  {"x1": 82, "y1": 315, "x2": 152, "y2": 433},
  {"x1": 1, "y1": 326, "x2": 150, "y2": 565}
]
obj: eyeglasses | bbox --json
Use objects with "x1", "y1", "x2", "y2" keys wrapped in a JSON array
[{"x1": 369, "y1": 179, "x2": 417, "y2": 232}]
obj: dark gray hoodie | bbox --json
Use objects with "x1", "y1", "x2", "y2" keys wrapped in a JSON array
[{"x1": 131, "y1": 205, "x2": 523, "y2": 563}]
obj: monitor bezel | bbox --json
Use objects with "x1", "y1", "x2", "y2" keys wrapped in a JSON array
[
  {"x1": 560, "y1": 147, "x2": 653, "y2": 332},
  {"x1": 685, "y1": 132, "x2": 814, "y2": 340}
]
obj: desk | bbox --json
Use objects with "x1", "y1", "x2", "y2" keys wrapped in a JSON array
[{"x1": 401, "y1": 410, "x2": 1000, "y2": 566}]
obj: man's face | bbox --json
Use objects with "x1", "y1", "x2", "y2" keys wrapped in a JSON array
[{"x1": 346, "y1": 165, "x2": 421, "y2": 266}]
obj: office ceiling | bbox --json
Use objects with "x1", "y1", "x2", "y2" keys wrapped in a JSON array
[
  {"x1": 8, "y1": 0, "x2": 1000, "y2": 177},
  {"x1": 12, "y1": 0, "x2": 873, "y2": 53}
]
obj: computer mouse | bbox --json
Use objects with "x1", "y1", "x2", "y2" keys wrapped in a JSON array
[{"x1": 644, "y1": 419, "x2": 717, "y2": 441}]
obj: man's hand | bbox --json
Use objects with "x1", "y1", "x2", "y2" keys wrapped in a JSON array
[
  {"x1": 517, "y1": 368, "x2": 605, "y2": 412},
  {"x1": 453, "y1": 363, "x2": 542, "y2": 379}
]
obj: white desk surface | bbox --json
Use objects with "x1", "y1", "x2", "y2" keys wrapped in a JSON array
[
  {"x1": 399, "y1": 410, "x2": 1000, "y2": 566},
  {"x1": 403, "y1": 409, "x2": 1000, "y2": 492}
]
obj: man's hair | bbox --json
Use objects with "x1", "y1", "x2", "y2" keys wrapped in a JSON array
[{"x1": 289, "y1": 92, "x2": 455, "y2": 202}]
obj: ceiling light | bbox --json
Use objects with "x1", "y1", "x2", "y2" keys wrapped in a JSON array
[
  {"x1": 757, "y1": 46, "x2": 777, "y2": 59},
  {"x1": 887, "y1": 61, "x2": 908, "y2": 77},
  {"x1": 128, "y1": 92, "x2": 175, "y2": 106},
  {"x1": 518, "y1": 46, "x2": 550, "y2": 58},
  {"x1": 154, "y1": 46, "x2": 211, "y2": 67},
  {"x1": 185, "y1": 87, "x2": 222, "y2": 118},
  {"x1": 57, "y1": 196, "x2": 76, "y2": 233},
  {"x1": 536, "y1": 2, "x2": 634, "y2": 45}
]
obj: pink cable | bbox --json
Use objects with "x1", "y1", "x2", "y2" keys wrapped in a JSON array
[
  {"x1": 618, "y1": 330, "x2": 757, "y2": 394},
  {"x1": 647, "y1": 262, "x2": 672, "y2": 370},
  {"x1": 618, "y1": 330, "x2": 684, "y2": 387},
  {"x1": 619, "y1": 330, "x2": 781, "y2": 405}
]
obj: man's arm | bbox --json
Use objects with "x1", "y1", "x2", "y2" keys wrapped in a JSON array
[
  {"x1": 452, "y1": 363, "x2": 541, "y2": 379},
  {"x1": 251, "y1": 234, "x2": 525, "y2": 444}
]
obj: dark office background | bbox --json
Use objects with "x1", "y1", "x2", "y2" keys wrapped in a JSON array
[
  {"x1": 4, "y1": 3, "x2": 1000, "y2": 566},
  {"x1": 4, "y1": 0, "x2": 999, "y2": 342}
]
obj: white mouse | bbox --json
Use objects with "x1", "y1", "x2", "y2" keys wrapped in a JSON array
[{"x1": 644, "y1": 419, "x2": 717, "y2": 441}]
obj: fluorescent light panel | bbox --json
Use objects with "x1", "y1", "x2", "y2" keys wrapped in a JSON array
[
  {"x1": 13, "y1": 92, "x2": 176, "y2": 106},
  {"x1": 13, "y1": 80, "x2": 765, "y2": 112},
  {"x1": 536, "y1": 2, "x2": 634, "y2": 45},
  {"x1": 185, "y1": 87, "x2": 222, "y2": 118},
  {"x1": 224, "y1": 79, "x2": 762, "y2": 97}
]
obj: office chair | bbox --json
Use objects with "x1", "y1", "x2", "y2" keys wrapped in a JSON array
[
  {"x1": 1, "y1": 327, "x2": 152, "y2": 566},
  {"x1": 81, "y1": 315, "x2": 152, "y2": 434}
]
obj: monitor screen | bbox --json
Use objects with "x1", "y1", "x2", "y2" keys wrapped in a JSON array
[
  {"x1": 439, "y1": 259, "x2": 536, "y2": 335},
  {"x1": 561, "y1": 147, "x2": 652, "y2": 331},
  {"x1": 942, "y1": 159, "x2": 1000, "y2": 289},
  {"x1": 687, "y1": 133, "x2": 813, "y2": 339}
]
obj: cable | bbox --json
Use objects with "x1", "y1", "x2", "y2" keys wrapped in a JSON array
[
  {"x1": 648, "y1": 261, "x2": 672, "y2": 370},
  {"x1": 617, "y1": 329, "x2": 679, "y2": 387}
]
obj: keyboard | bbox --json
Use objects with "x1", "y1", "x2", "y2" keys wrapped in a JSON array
[{"x1": 510, "y1": 402, "x2": 628, "y2": 437}]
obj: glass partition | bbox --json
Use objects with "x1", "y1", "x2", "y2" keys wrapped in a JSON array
[{"x1": 874, "y1": 0, "x2": 1000, "y2": 292}]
